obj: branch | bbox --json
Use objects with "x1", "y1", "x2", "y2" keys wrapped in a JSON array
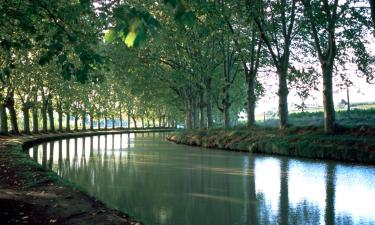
[{"x1": 302, "y1": 0, "x2": 324, "y2": 59}]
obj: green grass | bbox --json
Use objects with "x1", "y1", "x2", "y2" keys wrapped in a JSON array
[{"x1": 256, "y1": 108, "x2": 375, "y2": 128}]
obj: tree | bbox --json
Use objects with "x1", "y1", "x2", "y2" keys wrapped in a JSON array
[
  {"x1": 370, "y1": 0, "x2": 375, "y2": 29},
  {"x1": 302, "y1": 0, "x2": 373, "y2": 133},
  {"x1": 251, "y1": 0, "x2": 299, "y2": 129}
]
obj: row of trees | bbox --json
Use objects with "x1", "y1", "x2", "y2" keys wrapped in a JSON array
[
  {"x1": 123, "y1": 0, "x2": 374, "y2": 132},
  {"x1": 0, "y1": 1, "x2": 181, "y2": 135},
  {"x1": 0, "y1": 54, "x2": 179, "y2": 135},
  {"x1": 1, "y1": 0, "x2": 374, "y2": 134}
]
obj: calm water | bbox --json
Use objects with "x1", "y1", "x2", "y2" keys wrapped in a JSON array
[{"x1": 29, "y1": 133, "x2": 375, "y2": 225}]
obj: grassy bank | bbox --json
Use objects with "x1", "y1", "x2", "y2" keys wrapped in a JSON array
[
  {"x1": 0, "y1": 128, "x2": 174, "y2": 225},
  {"x1": 167, "y1": 126, "x2": 375, "y2": 164}
]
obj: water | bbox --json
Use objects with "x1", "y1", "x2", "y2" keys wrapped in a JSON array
[{"x1": 29, "y1": 132, "x2": 375, "y2": 225}]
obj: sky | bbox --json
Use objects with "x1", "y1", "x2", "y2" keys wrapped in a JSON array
[
  {"x1": 255, "y1": 78, "x2": 374, "y2": 114},
  {"x1": 254, "y1": 38, "x2": 375, "y2": 114}
]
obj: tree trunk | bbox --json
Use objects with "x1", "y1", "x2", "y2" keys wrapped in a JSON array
[
  {"x1": 127, "y1": 114, "x2": 131, "y2": 128},
  {"x1": 74, "y1": 116, "x2": 78, "y2": 131},
  {"x1": 97, "y1": 115, "x2": 101, "y2": 130},
  {"x1": 6, "y1": 95, "x2": 19, "y2": 134},
  {"x1": 41, "y1": 106, "x2": 48, "y2": 132},
  {"x1": 205, "y1": 79, "x2": 213, "y2": 128},
  {"x1": 303, "y1": 0, "x2": 337, "y2": 133},
  {"x1": 199, "y1": 91, "x2": 205, "y2": 129},
  {"x1": 104, "y1": 116, "x2": 108, "y2": 130},
  {"x1": 165, "y1": 118, "x2": 169, "y2": 128},
  {"x1": 246, "y1": 70, "x2": 256, "y2": 128},
  {"x1": 206, "y1": 99, "x2": 213, "y2": 128},
  {"x1": 66, "y1": 112, "x2": 71, "y2": 131},
  {"x1": 8, "y1": 106, "x2": 19, "y2": 134},
  {"x1": 184, "y1": 100, "x2": 193, "y2": 129},
  {"x1": 152, "y1": 118, "x2": 155, "y2": 128},
  {"x1": 370, "y1": 0, "x2": 375, "y2": 30},
  {"x1": 112, "y1": 115, "x2": 115, "y2": 129},
  {"x1": 147, "y1": 120, "x2": 150, "y2": 128},
  {"x1": 162, "y1": 115, "x2": 166, "y2": 127},
  {"x1": 141, "y1": 117, "x2": 144, "y2": 128},
  {"x1": 244, "y1": 27, "x2": 260, "y2": 128},
  {"x1": 32, "y1": 105, "x2": 38, "y2": 133},
  {"x1": 119, "y1": 110, "x2": 123, "y2": 128},
  {"x1": 90, "y1": 113, "x2": 94, "y2": 130},
  {"x1": 346, "y1": 86, "x2": 350, "y2": 114},
  {"x1": 58, "y1": 111, "x2": 63, "y2": 132},
  {"x1": 193, "y1": 107, "x2": 199, "y2": 129},
  {"x1": 0, "y1": 104, "x2": 8, "y2": 135},
  {"x1": 223, "y1": 88, "x2": 230, "y2": 129},
  {"x1": 159, "y1": 116, "x2": 162, "y2": 128},
  {"x1": 132, "y1": 116, "x2": 137, "y2": 128},
  {"x1": 47, "y1": 103, "x2": 55, "y2": 132},
  {"x1": 199, "y1": 106, "x2": 205, "y2": 129},
  {"x1": 82, "y1": 113, "x2": 86, "y2": 131},
  {"x1": 277, "y1": 67, "x2": 289, "y2": 130},
  {"x1": 22, "y1": 106, "x2": 31, "y2": 134},
  {"x1": 171, "y1": 120, "x2": 175, "y2": 128},
  {"x1": 322, "y1": 63, "x2": 336, "y2": 133}
]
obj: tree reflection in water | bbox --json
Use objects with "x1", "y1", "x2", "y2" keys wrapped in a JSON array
[{"x1": 30, "y1": 133, "x2": 375, "y2": 225}]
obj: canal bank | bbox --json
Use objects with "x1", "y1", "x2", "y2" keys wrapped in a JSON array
[
  {"x1": 0, "y1": 129, "x2": 174, "y2": 225},
  {"x1": 166, "y1": 127, "x2": 375, "y2": 165}
]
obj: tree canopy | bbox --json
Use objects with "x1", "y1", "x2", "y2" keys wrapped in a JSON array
[{"x1": 0, "y1": 0, "x2": 374, "y2": 134}]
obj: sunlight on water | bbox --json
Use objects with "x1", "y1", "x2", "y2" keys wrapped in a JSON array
[{"x1": 29, "y1": 133, "x2": 375, "y2": 225}]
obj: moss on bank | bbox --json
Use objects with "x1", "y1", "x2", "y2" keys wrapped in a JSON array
[{"x1": 167, "y1": 127, "x2": 375, "y2": 164}]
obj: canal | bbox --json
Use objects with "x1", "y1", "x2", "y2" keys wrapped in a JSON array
[{"x1": 29, "y1": 132, "x2": 375, "y2": 225}]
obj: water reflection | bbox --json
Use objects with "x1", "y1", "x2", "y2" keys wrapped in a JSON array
[{"x1": 29, "y1": 133, "x2": 375, "y2": 225}]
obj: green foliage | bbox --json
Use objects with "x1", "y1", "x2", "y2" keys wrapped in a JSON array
[
  {"x1": 105, "y1": 5, "x2": 160, "y2": 47},
  {"x1": 164, "y1": 0, "x2": 196, "y2": 27}
]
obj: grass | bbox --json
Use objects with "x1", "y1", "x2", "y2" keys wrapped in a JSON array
[{"x1": 254, "y1": 108, "x2": 375, "y2": 128}]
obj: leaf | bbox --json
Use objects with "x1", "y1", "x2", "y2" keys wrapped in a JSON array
[
  {"x1": 124, "y1": 31, "x2": 137, "y2": 47},
  {"x1": 104, "y1": 29, "x2": 117, "y2": 43}
]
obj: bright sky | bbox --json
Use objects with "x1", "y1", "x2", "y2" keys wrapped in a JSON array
[
  {"x1": 255, "y1": 39, "x2": 375, "y2": 114},
  {"x1": 255, "y1": 78, "x2": 374, "y2": 114}
]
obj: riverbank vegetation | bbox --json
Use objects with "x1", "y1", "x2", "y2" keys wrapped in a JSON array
[
  {"x1": 1, "y1": 0, "x2": 375, "y2": 138},
  {"x1": 167, "y1": 123, "x2": 375, "y2": 164}
]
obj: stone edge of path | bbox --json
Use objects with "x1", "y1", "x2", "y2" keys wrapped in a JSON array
[{"x1": 0, "y1": 128, "x2": 175, "y2": 225}]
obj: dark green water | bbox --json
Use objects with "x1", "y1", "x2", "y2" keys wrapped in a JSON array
[{"x1": 29, "y1": 132, "x2": 375, "y2": 225}]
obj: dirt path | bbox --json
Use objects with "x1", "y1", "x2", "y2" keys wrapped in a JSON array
[{"x1": 0, "y1": 131, "x2": 155, "y2": 225}]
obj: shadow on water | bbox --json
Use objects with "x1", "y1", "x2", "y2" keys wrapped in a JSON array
[{"x1": 30, "y1": 133, "x2": 375, "y2": 225}]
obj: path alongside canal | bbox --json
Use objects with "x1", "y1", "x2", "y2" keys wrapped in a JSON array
[{"x1": 0, "y1": 129, "x2": 173, "y2": 225}]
